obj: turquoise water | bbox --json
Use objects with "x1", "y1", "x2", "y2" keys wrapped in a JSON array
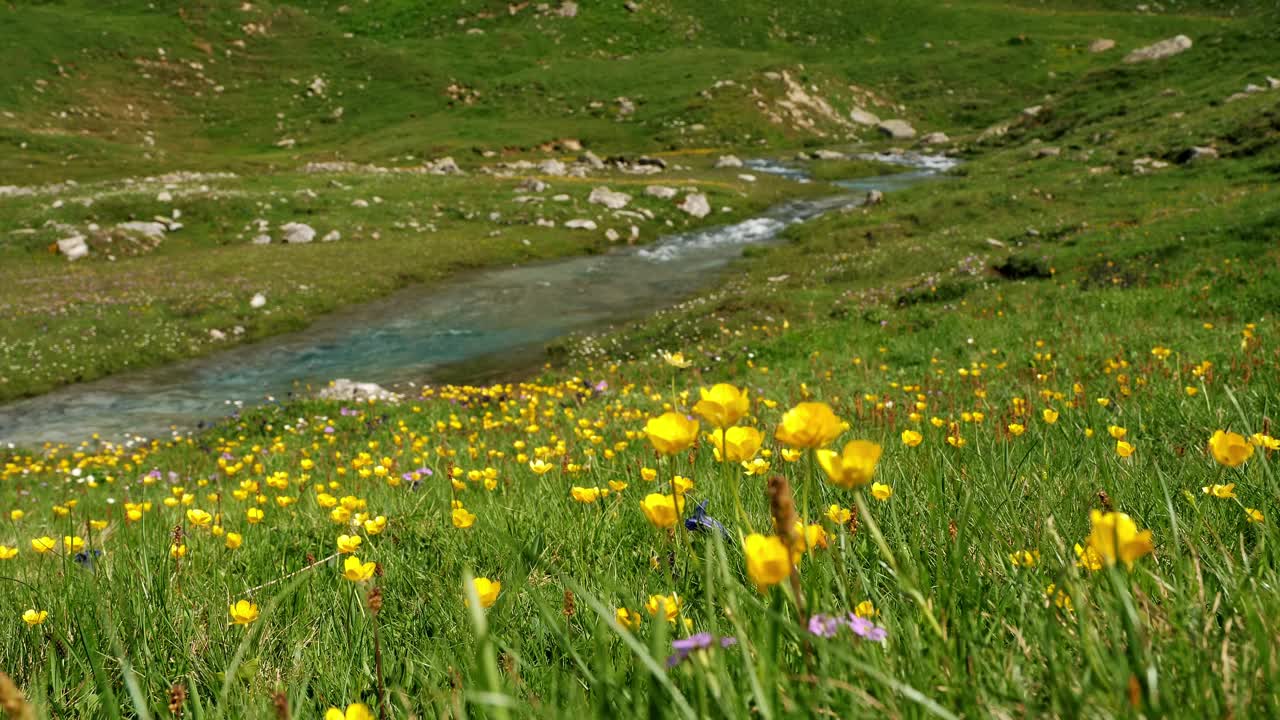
[{"x1": 0, "y1": 154, "x2": 954, "y2": 446}]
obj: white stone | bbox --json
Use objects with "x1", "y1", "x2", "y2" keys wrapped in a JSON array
[
  {"x1": 1089, "y1": 38, "x2": 1116, "y2": 53},
  {"x1": 849, "y1": 108, "x2": 880, "y2": 126},
  {"x1": 645, "y1": 185, "x2": 677, "y2": 199},
  {"x1": 1124, "y1": 35, "x2": 1192, "y2": 63},
  {"x1": 565, "y1": 219, "x2": 598, "y2": 230},
  {"x1": 157, "y1": 191, "x2": 173, "y2": 202},
  {"x1": 250, "y1": 293, "x2": 267, "y2": 309},
  {"x1": 281, "y1": 222, "x2": 316, "y2": 244},
  {"x1": 251, "y1": 234, "x2": 272, "y2": 245},
  {"x1": 538, "y1": 159, "x2": 567, "y2": 176},
  {"x1": 920, "y1": 131, "x2": 950, "y2": 145},
  {"x1": 714, "y1": 155, "x2": 744, "y2": 168},
  {"x1": 588, "y1": 186, "x2": 632, "y2": 209},
  {"x1": 57, "y1": 235, "x2": 89, "y2": 261},
  {"x1": 321, "y1": 230, "x2": 341, "y2": 242},
  {"x1": 117, "y1": 221, "x2": 167, "y2": 240},
  {"x1": 877, "y1": 119, "x2": 916, "y2": 140},
  {"x1": 677, "y1": 193, "x2": 711, "y2": 218},
  {"x1": 318, "y1": 379, "x2": 403, "y2": 403}
]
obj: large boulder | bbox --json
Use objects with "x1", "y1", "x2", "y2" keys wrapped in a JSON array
[
  {"x1": 1124, "y1": 35, "x2": 1192, "y2": 63},
  {"x1": 588, "y1": 186, "x2": 632, "y2": 209},
  {"x1": 677, "y1": 193, "x2": 711, "y2": 218},
  {"x1": 318, "y1": 379, "x2": 403, "y2": 403},
  {"x1": 281, "y1": 222, "x2": 316, "y2": 244},
  {"x1": 849, "y1": 107, "x2": 880, "y2": 126},
  {"x1": 538, "y1": 159, "x2": 568, "y2": 176},
  {"x1": 426, "y1": 156, "x2": 463, "y2": 175},
  {"x1": 57, "y1": 234, "x2": 89, "y2": 261},
  {"x1": 876, "y1": 119, "x2": 916, "y2": 140}
]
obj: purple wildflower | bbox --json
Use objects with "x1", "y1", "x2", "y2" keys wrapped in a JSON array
[
  {"x1": 666, "y1": 633, "x2": 738, "y2": 667},
  {"x1": 806, "y1": 612, "x2": 889, "y2": 643},
  {"x1": 807, "y1": 614, "x2": 842, "y2": 638}
]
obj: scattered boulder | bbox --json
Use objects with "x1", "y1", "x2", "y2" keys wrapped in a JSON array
[
  {"x1": 605, "y1": 228, "x2": 621, "y2": 242},
  {"x1": 1033, "y1": 146, "x2": 1062, "y2": 159},
  {"x1": 117, "y1": 221, "x2": 168, "y2": 240},
  {"x1": 714, "y1": 155, "x2": 744, "y2": 168},
  {"x1": 250, "y1": 292, "x2": 267, "y2": 309},
  {"x1": 565, "y1": 219, "x2": 598, "y2": 230},
  {"x1": 156, "y1": 190, "x2": 173, "y2": 202},
  {"x1": 318, "y1": 379, "x2": 403, "y2": 403},
  {"x1": 1124, "y1": 35, "x2": 1192, "y2": 64},
  {"x1": 517, "y1": 178, "x2": 549, "y2": 193},
  {"x1": 57, "y1": 234, "x2": 89, "y2": 261},
  {"x1": 556, "y1": 1, "x2": 578, "y2": 18},
  {"x1": 1269, "y1": 76, "x2": 1280, "y2": 90},
  {"x1": 865, "y1": 190, "x2": 884, "y2": 206},
  {"x1": 281, "y1": 222, "x2": 316, "y2": 244},
  {"x1": 738, "y1": 174, "x2": 757, "y2": 183},
  {"x1": 580, "y1": 151, "x2": 606, "y2": 170},
  {"x1": 209, "y1": 328, "x2": 227, "y2": 341},
  {"x1": 677, "y1": 193, "x2": 711, "y2": 218},
  {"x1": 920, "y1": 132, "x2": 950, "y2": 145},
  {"x1": 849, "y1": 108, "x2": 880, "y2": 126},
  {"x1": 588, "y1": 186, "x2": 632, "y2": 209},
  {"x1": 322, "y1": 230, "x2": 341, "y2": 242},
  {"x1": 1177, "y1": 146, "x2": 1218, "y2": 164},
  {"x1": 538, "y1": 159, "x2": 568, "y2": 176},
  {"x1": 425, "y1": 157, "x2": 463, "y2": 175},
  {"x1": 351, "y1": 199, "x2": 369, "y2": 208},
  {"x1": 616, "y1": 97, "x2": 636, "y2": 116},
  {"x1": 811, "y1": 149, "x2": 846, "y2": 160},
  {"x1": 1089, "y1": 38, "x2": 1116, "y2": 53},
  {"x1": 251, "y1": 234, "x2": 272, "y2": 245},
  {"x1": 645, "y1": 185, "x2": 677, "y2": 199},
  {"x1": 877, "y1": 119, "x2": 916, "y2": 140}
]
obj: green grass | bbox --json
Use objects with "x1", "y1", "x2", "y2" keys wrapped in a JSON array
[{"x1": 3, "y1": 1, "x2": 1280, "y2": 717}]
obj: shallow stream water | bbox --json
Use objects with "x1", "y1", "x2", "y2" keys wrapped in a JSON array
[{"x1": 0, "y1": 153, "x2": 955, "y2": 445}]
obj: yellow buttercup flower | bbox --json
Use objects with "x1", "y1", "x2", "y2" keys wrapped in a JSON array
[
  {"x1": 900, "y1": 429, "x2": 923, "y2": 447},
  {"x1": 0, "y1": 545, "x2": 17, "y2": 560},
  {"x1": 644, "y1": 593, "x2": 681, "y2": 621},
  {"x1": 775, "y1": 402, "x2": 844, "y2": 448},
  {"x1": 452, "y1": 507, "x2": 477, "y2": 528},
  {"x1": 1107, "y1": 425, "x2": 1127, "y2": 440},
  {"x1": 1201, "y1": 483, "x2": 1236, "y2": 499},
  {"x1": 744, "y1": 533, "x2": 791, "y2": 591},
  {"x1": 640, "y1": 467, "x2": 658, "y2": 482},
  {"x1": 854, "y1": 600, "x2": 877, "y2": 618},
  {"x1": 1208, "y1": 430, "x2": 1253, "y2": 467},
  {"x1": 1086, "y1": 510, "x2": 1153, "y2": 569},
  {"x1": 1245, "y1": 508, "x2": 1264, "y2": 523},
  {"x1": 343, "y1": 555, "x2": 376, "y2": 583},
  {"x1": 364, "y1": 516, "x2": 388, "y2": 535},
  {"x1": 870, "y1": 482, "x2": 893, "y2": 501},
  {"x1": 229, "y1": 600, "x2": 259, "y2": 626},
  {"x1": 639, "y1": 493, "x2": 684, "y2": 528},
  {"x1": 336, "y1": 534, "x2": 363, "y2": 553},
  {"x1": 186, "y1": 509, "x2": 212, "y2": 527},
  {"x1": 325, "y1": 705, "x2": 375, "y2": 720},
  {"x1": 660, "y1": 351, "x2": 693, "y2": 368},
  {"x1": 22, "y1": 609, "x2": 48, "y2": 626},
  {"x1": 1115, "y1": 441, "x2": 1135, "y2": 458},
  {"x1": 31, "y1": 536, "x2": 56, "y2": 554},
  {"x1": 708, "y1": 426, "x2": 763, "y2": 462},
  {"x1": 225, "y1": 532, "x2": 243, "y2": 550},
  {"x1": 615, "y1": 607, "x2": 643, "y2": 630},
  {"x1": 528, "y1": 458, "x2": 555, "y2": 475},
  {"x1": 825, "y1": 505, "x2": 852, "y2": 524},
  {"x1": 1042, "y1": 408, "x2": 1059, "y2": 424},
  {"x1": 693, "y1": 384, "x2": 750, "y2": 428},
  {"x1": 471, "y1": 577, "x2": 501, "y2": 608},
  {"x1": 643, "y1": 412, "x2": 700, "y2": 455},
  {"x1": 571, "y1": 486, "x2": 607, "y2": 503},
  {"x1": 816, "y1": 440, "x2": 882, "y2": 489}
]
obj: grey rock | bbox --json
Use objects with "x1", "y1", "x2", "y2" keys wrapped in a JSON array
[
  {"x1": 919, "y1": 132, "x2": 950, "y2": 145},
  {"x1": 1177, "y1": 146, "x2": 1218, "y2": 164},
  {"x1": 865, "y1": 190, "x2": 884, "y2": 206},
  {"x1": 1089, "y1": 38, "x2": 1116, "y2": 53},
  {"x1": 117, "y1": 221, "x2": 168, "y2": 240},
  {"x1": 322, "y1": 230, "x2": 341, "y2": 242},
  {"x1": 57, "y1": 234, "x2": 89, "y2": 261},
  {"x1": 588, "y1": 186, "x2": 632, "y2": 209},
  {"x1": 877, "y1": 119, "x2": 916, "y2": 140},
  {"x1": 645, "y1": 185, "x2": 677, "y2": 199},
  {"x1": 811, "y1": 149, "x2": 846, "y2": 160},
  {"x1": 1124, "y1": 35, "x2": 1192, "y2": 63},
  {"x1": 318, "y1": 379, "x2": 403, "y2": 403},
  {"x1": 565, "y1": 219, "x2": 598, "y2": 230},
  {"x1": 281, "y1": 222, "x2": 316, "y2": 244},
  {"x1": 1034, "y1": 146, "x2": 1062, "y2": 159},
  {"x1": 251, "y1": 234, "x2": 272, "y2": 245},
  {"x1": 677, "y1": 193, "x2": 711, "y2": 218},
  {"x1": 580, "y1": 151, "x2": 605, "y2": 169},
  {"x1": 849, "y1": 107, "x2": 880, "y2": 126},
  {"x1": 538, "y1": 159, "x2": 568, "y2": 176},
  {"x1": 714, "y1": 154, "x2": 744, "y2": 168}
]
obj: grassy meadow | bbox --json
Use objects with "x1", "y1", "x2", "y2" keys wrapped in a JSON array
[{"x1": 3, "y1": 0, "x2": 1280, "y2": 717}]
